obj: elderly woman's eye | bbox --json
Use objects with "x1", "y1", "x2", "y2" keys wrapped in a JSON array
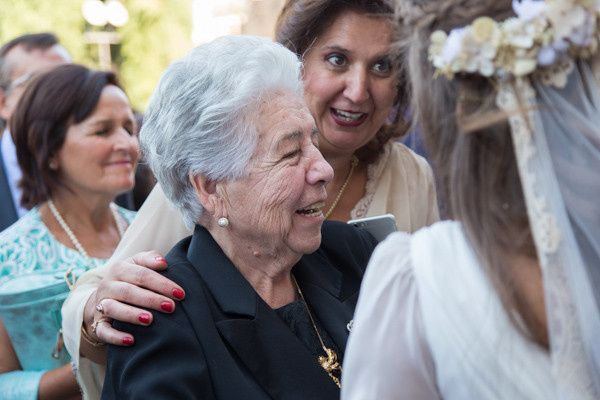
[
  {"x1": 326, "y1": 54, "x2": 346, "y2": 67},
  {"x1": 282, "y1": 149, "x2": 301, "y2": 160},
  {"x1": 373, "y1": 58, "x2": 393, "y2": 75}
]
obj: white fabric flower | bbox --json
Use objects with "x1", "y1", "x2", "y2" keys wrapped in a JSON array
[
  {"x1": 512, "y1": 0, "x2": 548, "y2": 21},
  {"x1": 441, "y1": 28, "x2": 466, "y2": 65},
  {"x1": 538, "y1": 46, "x2": 558, "y2": 65}
]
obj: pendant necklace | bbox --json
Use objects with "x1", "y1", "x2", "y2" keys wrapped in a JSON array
[{"x1": 292, "y1": 275, "x2": 342, "y2": 388}]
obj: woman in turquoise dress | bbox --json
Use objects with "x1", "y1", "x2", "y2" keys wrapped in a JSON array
[{"x1": 0, "y1": 64, "x2": 138, "y2": 400}]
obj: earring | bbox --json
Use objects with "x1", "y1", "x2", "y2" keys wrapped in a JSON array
[
  {"x1": 49, "y1": 160, "x2": 58, "y2": 170},
  {"x1": 217, "y1": 217, "x2": 229, "y2": 227}
]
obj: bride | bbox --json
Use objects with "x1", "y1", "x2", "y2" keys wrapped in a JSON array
[{"x1": 342, "y1": 0, "x2": 600, "y2": 399}]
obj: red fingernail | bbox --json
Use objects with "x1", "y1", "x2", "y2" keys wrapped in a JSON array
[
  {"x1": 160, "y1": 301, "x2": 174, "y2": 312},
  {"x1": 122, "y1": 336, "x2": 134, "y2": 346},
  {"x1": 172, "y1": 288, "x2": 185, "y2": 300},
  {"x1": 138, "y1": 313, "x2": 151, "y2": 324},
  {"x1": 155, "y1": 256, "x2": 167, "y2": 265}
]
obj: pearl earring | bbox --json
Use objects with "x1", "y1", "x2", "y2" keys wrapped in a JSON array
[{"x1": 217, "y1": 217, "x2": 229, "y2": 227}]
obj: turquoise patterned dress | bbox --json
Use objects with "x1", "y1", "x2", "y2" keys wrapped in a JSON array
[{"x1": 0, "y1": 206, "x2": 135, "y2": 400}]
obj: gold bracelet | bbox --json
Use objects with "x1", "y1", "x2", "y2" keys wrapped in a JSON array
[{"x1": 80, "y1": 324, "x2": 106, "y2": 348}]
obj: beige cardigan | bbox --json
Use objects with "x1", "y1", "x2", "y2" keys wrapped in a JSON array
[{"x1": 61, "y1": 141, "x2": 438, "y2": 399}]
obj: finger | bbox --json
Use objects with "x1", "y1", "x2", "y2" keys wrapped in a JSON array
[
  {"x1": 115, "y1": 256, "x2": 186, "y2": 301},
  {"x1": 94, "y1": 319, "x2": 135, "y2": 347},
  {"x1": 128, "y1": 250, "x2": 169, "y2": 271},
  {"x1": 97, "y1": 297, "x2": 154, "y2": 327},
  {"x1": 101, "y1": 281, "x2": 177, "y2": 314}
]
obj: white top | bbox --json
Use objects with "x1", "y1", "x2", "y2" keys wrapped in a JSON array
[
  {"x1": 342, "y1": 221, "x2": 556, "y2": 400},
  {"x1": 1, "y1": 129, "x2": 27, "y2": 217}
]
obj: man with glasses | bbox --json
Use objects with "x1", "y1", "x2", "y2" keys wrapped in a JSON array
[{"x1": 0, "y1": 33, "x2": 71, "y2": 231}]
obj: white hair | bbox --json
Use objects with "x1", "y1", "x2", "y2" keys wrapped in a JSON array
[{"x1": 141, "y1": 35, "x2": 303, "y2": 228}]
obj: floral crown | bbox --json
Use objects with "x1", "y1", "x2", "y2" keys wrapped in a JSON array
[{"x1": 428, "y1": 0, "x2": 600, "y2": 86}]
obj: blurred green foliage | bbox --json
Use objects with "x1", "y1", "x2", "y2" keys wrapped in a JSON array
[{"x1": 0, "y1": 0, "x2": 193, "y2": 111}]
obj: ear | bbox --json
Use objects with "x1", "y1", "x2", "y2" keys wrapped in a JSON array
[{"x1": 189, "y1": 173, "x2": 221, "y2": 216}]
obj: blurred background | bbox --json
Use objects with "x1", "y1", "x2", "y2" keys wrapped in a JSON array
[{"x1": 0, "y1": 0, "x2": 285, "y2": 111}]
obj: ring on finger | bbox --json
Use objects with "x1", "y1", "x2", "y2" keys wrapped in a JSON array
[
  {"x1": 95, "y1": 298, "x2": 107, "y2": 314},
  {"x1": 91, "y1": 316, "x2": 111, "y2": 335}
]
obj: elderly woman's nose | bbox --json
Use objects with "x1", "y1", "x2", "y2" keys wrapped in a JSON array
[
  {"x1": 343, "y1": 67, "x2": 370, "y2": 104},
  {"x1": 306, "y1": 150, "x2": 334, "y2": 185}
]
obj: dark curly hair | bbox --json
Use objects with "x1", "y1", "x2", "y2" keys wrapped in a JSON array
[{"x1": 275, "y1": 0, "x2": 410, "y2": 163}]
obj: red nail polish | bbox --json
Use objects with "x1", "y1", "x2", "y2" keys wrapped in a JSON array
[
  {"x1": 122, "y1": 336, "x2": 134, "y2": 345},
  {"x1": 155, "y1": 256, "x2": 167, "y2": 265},
  {"x1": 138, "y1": 313, "x2": 151, "y2": 324},
  {"x1": 160, "y1": 301, "x2": 174, "y2": 312},
  {"x1": 172, "y1": 288, "x2": 185, "y2": 300}
]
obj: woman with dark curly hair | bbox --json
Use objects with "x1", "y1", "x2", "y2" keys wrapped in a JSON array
[{"x1": 275, "y1": 0, "x2": 438, "y2": 224}]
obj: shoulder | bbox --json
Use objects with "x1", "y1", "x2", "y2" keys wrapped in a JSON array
[
  {"x1": 0, "y1": 209, "x2": 49, "y2": 281},
  {"x1": 161, "y1": 236, "x2": 196, "y2": 284},
  {"x1": 365, "y1": 229, "x2": 414, "y2": 287},
  {"x1": 380, "y1": 142, "x2": 439, "y2": 228},
  {"x1": 112, "y1": 237, "x2": 200, "y2": 335},
  {"x1": 361, "y1": 222, "x2": 465, "y2": 301},
  {"x1": 410, "y1": 220, "x2": 466, "y2": 261},
  {"x1": 410, "y1": 220, "x2": 478, "y2": 282},
  {"x1": 319, "y1": 221, "x2": 378, "y2": 266},
  {"x1": 0, "y1": 209, "x2": 45, "y2": 253},
  {"x1": 387, "y1": 142, "x2": 434, "y2": 182},
  {"x1": 0, "y1": 208, "x2": 42, "y2": 239}
]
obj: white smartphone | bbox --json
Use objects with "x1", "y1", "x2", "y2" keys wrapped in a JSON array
[{"x1": 347, "y1": 214, "x2": 397, "y2": 242}]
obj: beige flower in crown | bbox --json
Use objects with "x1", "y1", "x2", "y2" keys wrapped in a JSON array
[
  {"x1": 547, "y1": 0, "x2": 591, "y2": 40},
  {"x1": 429, "y1": 17, "x2": 502, "y2": 77},
  {"x1": 428, "y1": 0, "x2": 600, "y2": 82},
  {"x1": 499, "y1": 15, "x2": 549, "y2": 76}
]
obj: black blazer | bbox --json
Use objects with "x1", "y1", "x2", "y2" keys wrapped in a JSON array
[
  {"x1": 102, "y1": 221, "x2": 377, "y2": 400},
  {"x1": 0, "y1": 144, "x2": 18, "y2": 232}
]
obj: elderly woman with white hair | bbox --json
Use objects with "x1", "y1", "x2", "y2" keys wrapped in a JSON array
[{"x1": 98, "y1": 35, "x2": 377, "y2": 399}]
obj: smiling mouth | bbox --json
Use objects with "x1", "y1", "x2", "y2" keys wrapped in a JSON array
[
  {"x1": 296, "y1": 202, "x2": 325, "y2": 216},
  {"x1": 331, "y1": 108, "x2": 368, "y2": 126}
]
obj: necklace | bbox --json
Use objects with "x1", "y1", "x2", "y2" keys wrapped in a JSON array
[
  {"x1": 325, "y1": 155, "x2": 358, "y2": 219},
  {"x1": 292, "y1": 275, "x2": 342, "y2": 388},
  {"x1": 48, "y1": 199, "x2": 125, "y2": 271}
]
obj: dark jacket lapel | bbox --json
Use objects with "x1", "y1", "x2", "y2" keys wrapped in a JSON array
[
  {"x1": 293, "y1": 250, "x2": 362, "y2": 357},
  {"x1": 186, "y1": 226, "x2": 340, "y2": 400}
]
